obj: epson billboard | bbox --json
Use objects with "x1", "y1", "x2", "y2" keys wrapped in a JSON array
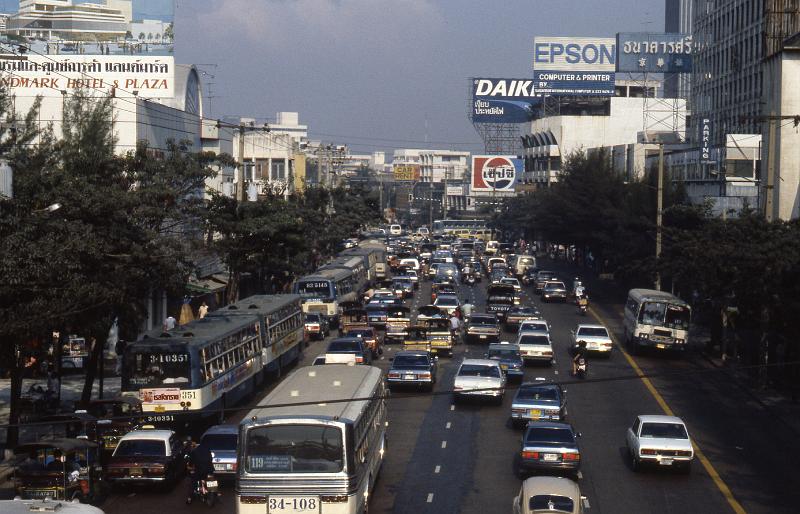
[
  {"x1": 472, "y1": 78, "x2": 540, "y2": 123},
  {"x1": 533, "y1": 37, "x2": 616, "y2": 96}
]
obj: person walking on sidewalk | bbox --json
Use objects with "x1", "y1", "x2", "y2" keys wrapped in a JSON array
[{"x1": 198, "y1": 302, "x2": 209, "y2": 319}]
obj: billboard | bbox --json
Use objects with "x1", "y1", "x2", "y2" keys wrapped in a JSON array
[
  {"x1": 471, "y1": 156, "x2": 523, "y2": 193},
  {"x1": 446, "y1": 185, "x2": 464, "y2": 196},
  {"x1": 0, "y1": 54, "x2": 175, "y2": 98},
  {"x1": 533, "y1": 37, "x2": 616, "y2": 96},
  {"x1": 1, "y1": 1, "x2": 174, "y2": 56},
  {"x1": 616, "y1": 33, "x2": 694, "y2": 73},
  {"x1": 393, "y1": 164, "x2": 420, "y2": 182},
  {"x1": 471, "y1": 78, "x2": 540, "y2": 123}
]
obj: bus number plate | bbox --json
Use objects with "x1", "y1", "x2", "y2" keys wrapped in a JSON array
[{"x1": 268, "y1": 496, "x2": 320, "y2": 513}]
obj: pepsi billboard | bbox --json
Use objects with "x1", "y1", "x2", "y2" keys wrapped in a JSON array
[
  {"x1": 472, "y1": 78, "x2": 541, "y2": 123},
  {"x1": 471, "y1": 156, "x2": 523, "y2": 193},
  {"x1": 533, "y1": 37, "x2": 616, "y2": 96}
]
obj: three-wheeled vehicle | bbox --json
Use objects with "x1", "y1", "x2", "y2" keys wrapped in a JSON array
[
  {"x1": 416, "y1": 305, "x2": 444, "y2": 324},
  {"x1": 339, "y1": 307, "x2": 369, "y2": 335},
  {"x1": 76, "y1": 397, "x2": 144, "y2": 457},
  {"x1": 13, "y1": 439, "x2": 107, "y2": 504},
  {"x1": 385, "y1": 306, "x2": 411, "y2": 344},
  {"x1": 425, "y1": 318, "x2": 455, "y2": 356},
  {"x1": 403, "y1": 326, "x2": 432, "y2": 352}
]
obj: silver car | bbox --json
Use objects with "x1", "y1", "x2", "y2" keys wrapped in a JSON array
[
  {"x1": 510, "y1": 382, "x2": 567, "y2": 427},
  {"x1": 201, "y1": 424, "x2": 238, "y2": 476}
]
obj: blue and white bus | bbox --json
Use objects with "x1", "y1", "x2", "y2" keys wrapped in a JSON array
[{"x1": 294, "y1": 268, "x2": 359, "y2": 327}]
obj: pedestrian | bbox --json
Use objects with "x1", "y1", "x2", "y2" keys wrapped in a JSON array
[
  {"x1": 115, "y1": 339, "x2": 127, "y2": 375},
  {"x1": 198, "y1": 301, "x2": 209, "y2": 319},
  {"x1": 163, "y1": 315, "x2": 176, "y2": 331}
]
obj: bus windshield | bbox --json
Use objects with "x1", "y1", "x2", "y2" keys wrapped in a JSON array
[
  {"x1": 639, "y1": 302, "x2": 690, "y2": 330},
  {"x1": 296, "y1": 281, "x2": 333, "y2": 299},
  {"x1": 245, "y1": 424, "x2": 344, "y2": 473},
  {"x1": 124, "y1": 349, "x2": 191, "y2": 388}
]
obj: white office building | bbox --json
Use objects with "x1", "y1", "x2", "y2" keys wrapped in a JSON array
[{"x1": 6, "y1": 0, "x2": 132, "y2": 41}]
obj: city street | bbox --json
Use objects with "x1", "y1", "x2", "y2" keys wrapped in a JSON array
[{"x1": 15, "y1": 266, "x2": 796, "y2": 513}]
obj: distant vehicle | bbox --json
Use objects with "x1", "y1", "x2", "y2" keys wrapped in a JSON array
[
  {"x1": 510, "y1": 382, "x2": 567, "y2": 427},
  {"x1": 485, "y1": 343, "x2": 524, "y2": 380},
  {"x1": 500, "y1": 277, "x2": 522, "y2": 293},
  {"x1": 486, "y1": 284, "x2": 516, "y2": 321},
  {"x1": 389, "y1": 224, "x2": 402, "y2": 235},
  {"x1": 485, "y1": 240, "x2": 500, "y2": 255},
  {"x1": 541, "y1": 281, "x2": 567, "y2": 303},
  {"x1": 106, "y1": 429, "x2": 188, "y2": 486},
  {"x1": 399, "y1": 257, "x2": 420, "y2": 271},
  {"x1": 453, "y1": 359, "x2": 506, "y2": 404},
  {"x1": 534, "y1": 270, "x2": 558, "y2": 293},
  {"x1": 486, "y1": 257, "x2": 507, "y2": 272},
  {"x1": 364, "y1": 303, "x2": 389, "y2": 329},
  {"x1": 514, "y1": 255, "x2": 537, "y2": 277},
  {"x1": 516, "y1": 332, "x2": 554, "y2": 365},
  {"x1": 304, "y1": 313, "x2": 330, "y2": 340},
  {"x1": 386, "y1": 350, "x2": 438, "y2": 391},
  {"x1": 517, "y1": 422, "x2": 581, "y2": 478},
  {"x1": 518, "y1": 319, "x2": 550, "y2": 334},
  {"x1": 464, "y1": 313, "x2": 501, "y2": 344},
  {"x1": 626, "y1": 415, "x2": 694, "y2": 473},
  {"x1": 623, "y1": 289, "x2": 691, "y2": 355},
  {"x1": 392, "y1": 277, "x2": 414, "y2": 299},
  {"x1": 200, "y1": 424, "x2": 238, "y2": 477},
  {"x1": 505, "y1": 306, "x2": 542, "y2": 329},
  {"x1": 325, "y1": 337, "x2": 372, "y2": 365},
  {"x1": 513, "y1": 476, "x2": 590, "y2": 514},
  {"x1": 572, "y1": 324, "x2": 613, "y2": 356},
  {"x1": 344, "y1": 327, "x2": 382, "y2": 358},
  {"x1": 417, "y1": 227, "x2": 430, "y2": 236}
]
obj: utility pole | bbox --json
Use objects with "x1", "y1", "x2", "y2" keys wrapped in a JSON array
[
  {"x1": 765, "y1": 112, "x2": 777, "y2": 221},
  {"x1": 655, "y1": 142, "x2": 664, "y2": 291},
  {"x1": 237, "y1": 124, "x2": 246, "y2": 202}
]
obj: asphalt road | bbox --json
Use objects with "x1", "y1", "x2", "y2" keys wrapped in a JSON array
[{"x1": 8, "y1": 264, "x2": 799, "y2": 513}]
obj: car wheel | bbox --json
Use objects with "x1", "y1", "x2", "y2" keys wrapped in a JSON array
[{"x1": 630, "y1": 451, "x2": 640, "y2": 472}]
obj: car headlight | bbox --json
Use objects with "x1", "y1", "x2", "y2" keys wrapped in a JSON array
[{"x1": 638, "y1": 332, "x2": 649, "y2": 339}]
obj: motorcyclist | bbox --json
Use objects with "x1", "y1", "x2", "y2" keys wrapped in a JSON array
[
  {"x1": 575, "y1": 283, "x2": 588, "y2": 303},
  {"x1": 572, "y1": 340, "x2": 588, "y2": 376},
  {"x1": 186, "y1": 440, "x2": 214, "y2": 504},
  {"x1": 449, "y1": 312, "x2": 461, "y2": 342}
]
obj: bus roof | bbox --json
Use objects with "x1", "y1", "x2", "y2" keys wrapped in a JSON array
[
  {"x1": 243, "y1": 365, "x2": 382, "y2": 425},
  {"x1": 214, "y1": 294, "x2": 301, "y2": 315},
  {"x1": 298, "y1": 268, "x2": 353, "y2": 282},
  {"x1": 138, "y1": 314, "x2": 260, "y2": 347},
  {"x1": 628, "y1": 288, "x2": 690, "y2": 306}
]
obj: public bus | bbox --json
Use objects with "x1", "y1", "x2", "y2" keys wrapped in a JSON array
[
  {"x1": 623, "y1": 289, "x2": 691, "y2": 354},
  {"x1": 237, "y1": 365, "x2": 387, "y2": 514},
  {"x1": 341, "y1": 240, "x2": 387, "y2": 282},
  {"x1": 122, "y1": 295, "x2": 304, "y2": 426},
  {"x1": 318, "y1": 256, "x2": 368, "y2": 298},
  {"x1": 293, "y1": 268, "x2": 359, "y2": 327},
  {"x1": 431, "y1": 219, "x2": 487, "y2": 236}
]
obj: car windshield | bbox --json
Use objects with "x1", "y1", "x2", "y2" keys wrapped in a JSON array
[
  {"x1": 393, "y1": 355, "x2": 430, "y2": 367},
  {"x1": 511, "y1": 308, "x2": 535, "y2": 316},
  {"x1": 545, "y1": 282, "x2": 565, "y2": 289},
  {"x1": 459, "y1": 364, "x2": 501, "y2": 378},
  {"x1": 245, "y1": 424, "x2": 344, "y2": 474},
  {"x1": 519, "y1": 335, "x2": 550, "y2": 345},
  {"x1": 525, "y1": 427, "x2": 575, "y2": 444},
  {"x1": 305, "y1": 314, "x2": 321, "y2": 322},
  {"x1": 488, "y1": 349, "x2": 519, "y2": 359},
  {"x1": 516, "y1": 387, "x2": 558, "y2": 401},
  {"x1": 538, "y1": 272, "x2": 556, "y2": 280},
  {"x1": 470, "y1": 316, "x2": 497, "y2": 325},
  {"x1": 640, "y1": 422, "x2": 689, "y2": 439},
  {"x1": 521, "y1": 323, "x2": 547, "y2": 332},
  {"x1": 201, "y1": 433, "x2": 238, "y2": 451},
  {"x1": 115, "y1": 439, "x2": 166, "y2": 457},
  {"x1": 529, "y1": 495, "x2": 574, "y2": 513},
  {"x1": 436, "y1": 297, "x2": 458, "y2": 306},
  {"x1": 327, "y1": 340, "x2": 360, "y2": 352},
  {"x1": 577, "y1": 327, "x2": 609, "y2": 337}
]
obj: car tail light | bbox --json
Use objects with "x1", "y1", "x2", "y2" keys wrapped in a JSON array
[
  {"x1": 563, "y1": 452, "x2": 580, "y2": 461},
  {"x1": 419, "y1": 372, "x2": 431, "y2": 379},
  {"x1": 232, "y1": 462, "x2": 238, "y2": 471},
  {"x1": 543, "y1": 351, "x2": 553, "y2": 356},
  {"x1": 521, "y1": 451, "x2": 539, "y2": 459},
  {"x1": 79, "y1": 479, "x2": 90, "y2": 495},
  {"x1": 147, "y1": 466, "x2": 164, "y2": 475},
  {"x1": 356, "y1": 356, "x2": 364, "y2": 363},
  {"x1": 388, "y1": 372, "x2": 400, "y2": 379},
  {"x1": 641, "y1": 449, "x2": 658, "y2": 455},
  {"x1": 676, "y1": 450, "x2": 693, "y2": 456}
]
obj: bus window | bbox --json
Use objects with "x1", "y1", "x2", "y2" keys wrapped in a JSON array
[
  {"x1": 245, "y1": 424, "x2": 344, "y2": 473},
  {"x1": 125, "y1": 350, "x2": 190, "y2": 387}
]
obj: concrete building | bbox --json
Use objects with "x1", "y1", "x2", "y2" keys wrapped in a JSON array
[
  {"x1": 201, "y1": 119, "x2": 235, "y2": 200},
  {"x1": 6, "y1": 0, "x2": 132, "y2": 41},
  {"x1": 664, "y1": 0, "x2": 693, "y2": 99},
  {"x1": 522, "y1": 80, "x2": 685, "y2": 184}
]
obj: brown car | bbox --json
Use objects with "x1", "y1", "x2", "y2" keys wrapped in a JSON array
[{"x1": 105, "y1": 429, "x2": 188, "y2": 487}]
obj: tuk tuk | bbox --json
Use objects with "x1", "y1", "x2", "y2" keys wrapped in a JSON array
[
  {"x1": 425, "y1": 318, "x2": 455, "y2": 356},
  {"x1": 340, "y1": 308, "x2": 369, "y2": 334},
  {"x1": 417, "y1": 305, "x2": 445, "y2": 323},
  {"x1": 76, "y1": 397, "x2": 144, "y2": 455},
  {"x1": 13, "y1": 439, "x2": 106, "y2": 503},
  {"x1": 403, "y1": 326, "x2": 431, "y2": 352},
  {"x1": 385, "y1": 306, "x2": 411, "y2": 344}
]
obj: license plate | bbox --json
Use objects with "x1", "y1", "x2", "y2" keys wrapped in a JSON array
[
  {"x1": 206, "y1": 480, "x2": 218, "y2": 488},
  {"x1": 529, "y1": 409, "x2": 541, "y2": 417},
  {"x1": 479, "y1": 335, "x2": 487, "y2": 339},
  {"x1": 659, "y1": 458, "x2": 674, "y2": 466},
  {"x1": 542, "y1": 453, "x2": 559, "y2": 462},
  {"x1": 500, "y1": 364, "x2": 508, "y2": 370},
  {"x1": 129, "y1": 467, "x2": 143, "y2": 476},
  {"x1": 403, "y1": 374, "x2": 415, "y2": 380},
  {"x1": 657, "y1": 344, "x2": 666, "y2": 349},
  {"x1": 268, "y1": 496, "x2": 320, "y2": 513}
]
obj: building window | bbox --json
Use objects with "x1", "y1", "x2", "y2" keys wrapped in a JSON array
[{"x1": 271, "y1": 160, "x2": 286, "y2": 181}]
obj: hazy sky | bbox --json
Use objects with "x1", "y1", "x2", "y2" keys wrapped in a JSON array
[{"x1": 176, "y1": 0, "x2": 665, "y2": 154}]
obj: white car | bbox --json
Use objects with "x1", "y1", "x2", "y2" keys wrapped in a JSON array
[
  {"x1": 513, "y1": 476, "x2": 589, "y2": 514},
  {"x1": 433, "y1": 295, "x2": 460, "y2": 315},
  {"x1": 500, "y1": 277, "x2": 522, "y2": 292},
  {"x1": 626, "y1": 415, "x2": 694, "y2": 473},
  {"x1": 572, "y1": 324, "x2": 613, "y2": 355},
  {"x1": 453, "y1": 359, "x2": 506, "y2": 404},
  {"x1": 516, "y1": 332, "x2": 554, "y2": 364},
  {"x1": 518, "y1": 319, "x2": 550, "y2": 334}
]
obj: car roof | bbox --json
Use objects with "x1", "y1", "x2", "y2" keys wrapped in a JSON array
[
  {"x1": 395, "y1": 350, "x2": 431, "y2": 357},
  {"x1": 521, "y1": 476, "x2": 581, "y2": 502},
  {"x1": 518, "y1": 382, "x2": 560, "y2": 392},
  {"x1": 460, "y1": 358, "x2": 500, "y2": 367},
  {"x1": 576, "y1": 324, "x2": 607, "y2": 330},
  {"x1": 525, "y1": 421, "x2": 573, "y2": 431},
  {"x1": 489, "y1": 343, "x2": 520, "y2": 351},
  {"x1": 638, "y1": 415, "x2": 686, "y2": 424},
  {"x1": 202, "y1": 424, "x2": 238, "y2": 436},
  {"x1": 120, "y1": 429, "x2": 173, "y2": 442}
]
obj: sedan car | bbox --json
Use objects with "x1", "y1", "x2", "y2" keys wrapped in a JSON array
[
  {"x1": 106, "y1": 429, "x2": 187, "y2": 486},
  {"x1": 392, "y1": 277, "x2": 414, "y2": 299},
  {"x1": 200, "y1": 425, "x2": 238, "y2": 477},
  {"x1": 500, "y1": 277, "x2": 522, "y2": 293},
  {"x1": 453, "y1": 359, "x2": 506, "y2": 404},
  {"x1": 304, "y1": 313, "x2": 330, "y2": 341},
  {"x1": 541, "y1": 281, "x2": 567, "y2": 303},
  {"x1": 505, "y1": 306, "x2": 542, "y2": 330},
  {"x1": 626, "y1": 415, "x2": 694, "y2": 473},
  {"x1": 344, "y1": 327, "x2": 382, "y2": 358},
  {"x1": 534, "y1": 271, "x2": 558, "y2": 293},
  {"x1": 325, "y1": 337, "x2": 372, "y2": 365},
  {"x1": 517, "y1": 422, "x2": 581, "y2": 478},
  {"x1": 572, "y1": 324, "x2": 613, "y2": 356},
  {"x1": 464, "y1": 313, "x2": 501, "y2": 344},
  {"x1": 516, "y1": 332, "x2": 554, "y2": 365},
  {"x1": 513, "y1": 477, "x2": 590, "y2": 514},
  {"x1": 386, "y1": 350, "x2": 438, "y2": 391},
  {"x1": 510, "y1": 383, "x2": 567, "y2": 427},
  {"x1": 486, "y1": 343, "x2": 524, "y2": 380},
  {"x1": 518, "y1": 319, "x2": 550, "y2": 334},
  {"x1": 433, "y1": 294, "x2": 460, "y2": 316}
]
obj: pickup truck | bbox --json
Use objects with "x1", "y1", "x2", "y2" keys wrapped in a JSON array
[{"x1": 486, "y1": 284, "x2": 516, "y2": 322}]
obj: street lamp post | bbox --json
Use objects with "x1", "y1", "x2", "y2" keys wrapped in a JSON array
[{"x1": 655, "y1": 143, "x2": 664, "y2": 291}]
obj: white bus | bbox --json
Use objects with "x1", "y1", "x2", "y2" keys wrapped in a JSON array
[
  {"x1": 623, "y1": 289, "x2": 691, "y2": 354},
  {"x1": 237, "y1": 365, "x2": 387, "y2": 514}
]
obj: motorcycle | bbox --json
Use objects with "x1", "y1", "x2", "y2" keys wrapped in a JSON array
[
  {"x1": 577, "y1": 297, "x2": 588, "y2": 316},
  {"x1": 575, "y1": 357, "x2": 587, "y2": 379},
  {"x1": 189, "y1": 473, "x2": 219, "y2": 507}
]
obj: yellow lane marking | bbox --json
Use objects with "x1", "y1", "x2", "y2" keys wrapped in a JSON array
[{"x1": 589, "y1": 305, "x2": 748, "y2": 514}]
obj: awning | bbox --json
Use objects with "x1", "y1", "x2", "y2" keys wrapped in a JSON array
[{"x1": 186, "y1": 277, "x2": 227, "y2": 294}]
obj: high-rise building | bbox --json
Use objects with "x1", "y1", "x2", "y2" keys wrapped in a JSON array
[{"x1": 664, "y1": 0, "x2": 693, "y2": 99}]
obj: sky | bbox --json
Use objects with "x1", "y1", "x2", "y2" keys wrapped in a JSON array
[{"x1": 176, "y1": 0, "x2": 665, "y2": 155}]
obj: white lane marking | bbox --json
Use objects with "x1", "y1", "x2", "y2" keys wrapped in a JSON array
[
  {"x1": 450, "y1": 404, "x2": 455, "y2": 411},
  {"x1": 554, "y1": 370, "x2": 558, "y2": 375},
  {"x1": 446, "y1": 422, "x2": 452, "y2": 429},
  {"x1": 441, "y1": 440, "x2": 447, "y2": 449},
  {"x1": 577, "y1": 471, "x2": 583, "y2": 480},
  {"x1": 434, "y1": 465, "x2": 441, "y2": 473},
  {"x1": 427, "y1": 493, "x2": 434, "y2": 503}
]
